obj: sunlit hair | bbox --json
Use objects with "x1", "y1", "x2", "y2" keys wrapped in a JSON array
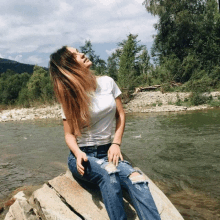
[{"x1": 49, "y1": 46, "x2": 97, "y2": 136}]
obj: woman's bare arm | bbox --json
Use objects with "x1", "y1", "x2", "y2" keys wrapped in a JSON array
[
  {"x1": 108, "y1": 96, "x2": 126, "y2": 166},
  {"x1": 63, "y1": 120, "x2": 87, "y2": 175}
]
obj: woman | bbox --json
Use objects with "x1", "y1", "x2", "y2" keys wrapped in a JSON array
[{"x1": 49, "y1": 46, "x2": 161, "y2": 220}]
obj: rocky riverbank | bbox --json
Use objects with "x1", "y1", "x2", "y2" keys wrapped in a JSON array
[
  {"x1": 0, "y1": 91, "x2": 220, "y2": 122},
  {"x1": 0, "y1": 104, "x2": 62, "y2": 122},
  {"x1": 2, "y1": 169, "x2": 183, "y2": 220},
  {"x1": 125, "y1": 91, "x2": 220, "y2": 113}
]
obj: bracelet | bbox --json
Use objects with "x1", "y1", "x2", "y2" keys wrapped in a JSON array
[{"x1": 112, "y1": 143, "x2": 121, "y2": 147}]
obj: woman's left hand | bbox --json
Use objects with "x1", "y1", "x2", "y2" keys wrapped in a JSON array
[{"x1": 108, "y1": 144, "x2": 123, "y2": 166}]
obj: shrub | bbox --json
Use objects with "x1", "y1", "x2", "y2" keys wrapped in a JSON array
[
  {"x1": 161, "y1": 83, "x2": 174, "y2": 93},
  {"x1": 121, "y1": 89, "x2": 133, "y2": 104},
  {"x1": 17, "y1": 87, "x2": 30, "y2": 107},
  {"x1": 208, "y1": 100, "x2": 220, "y2": 107},
  {"x1": 190, "y1": 93, "x2": 208, "y2": 106},
  {"x1": 175, "y1": 99, "x2": 182, "y2": 106},
  {"x1": 181, "y1": 54, "x2": 201, "y2": 82},
  {"x1": 209, "y1": 66, "x2": 220, "y2": 82},
  {"x1": 185, "y1": 72, "x2": 212, "y2": 93}
]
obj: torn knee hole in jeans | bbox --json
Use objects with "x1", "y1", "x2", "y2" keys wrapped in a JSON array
[
  {"x1": 96, "y1": 159, "x2": 120, "y2": 174},
  {"x1": 128, "y1": 171, "x2": 148, "y2": 184},
  {"x1": 104, "y1": 162, "x2": 120, "y2": 174},
  {"x1": 101, "y1": 162, "x2": 120, "y2": 184}
]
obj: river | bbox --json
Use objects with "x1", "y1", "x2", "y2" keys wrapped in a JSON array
[{"x1": 0, "y1": 109, "x2": 220, "y2": 219}]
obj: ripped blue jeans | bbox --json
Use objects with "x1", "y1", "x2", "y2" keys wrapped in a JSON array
[{"x1": 68, "y1": 144, "x2": 161, "y2": 220}]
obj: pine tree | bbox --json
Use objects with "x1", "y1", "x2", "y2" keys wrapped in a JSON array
[
  {"x1": 106, "y1": 52, "x2": 119, "y2": 81},
  {"x1": 117, "y1": 34, "x2": 144, "y2": 89}
]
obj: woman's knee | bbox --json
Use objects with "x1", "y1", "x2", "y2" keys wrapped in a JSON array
[
  {"x1": 87, "y1": 157, "x2": 119, "y2": 174},
  {"x1": 118, "y1": 161, "x2": 149, "y2": 189},
  {"x1": 128, "y1": 171, "x2": 148, "y2": 184},
  {"x1": 94, "y1": 160, "x2": 121, "y2": 185}
]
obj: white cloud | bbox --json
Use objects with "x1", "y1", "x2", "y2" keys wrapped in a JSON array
[
  {"x1": 0, "y1": 0, "x2": 157, "y2": 66},
  {"x1": 106, "y1": 48, "x2": 117, "y2": 56},
  {"x1": 0, "y1": 53, "x2": 4, "y2": 58},
  {"x1": 26, "y1": 56, "x2": 43, "y2": 65},
  {"x1": 8, "y1": 55, "x2": 23, "y2": 62}
]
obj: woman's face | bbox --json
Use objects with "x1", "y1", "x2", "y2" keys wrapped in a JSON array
[{"x1": 67, "y1": 47, "x2": 92, "y2": 68}]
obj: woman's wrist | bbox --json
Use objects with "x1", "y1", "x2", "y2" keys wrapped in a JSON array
[
  {"x1": 73, "y1": 148, "x2": 83, "y2": 158},
  {"x1": 112, "y1": 142, "x2": 121, "y2": 147}
]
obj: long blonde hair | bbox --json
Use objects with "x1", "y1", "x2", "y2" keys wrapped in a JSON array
[{"x1": 49, "y1": 46, "x2": 97, "y2": 136}]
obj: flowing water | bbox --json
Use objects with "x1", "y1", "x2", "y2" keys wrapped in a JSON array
[{"x1": 0, "y1": 109, "x2": 220, "y2": 219}]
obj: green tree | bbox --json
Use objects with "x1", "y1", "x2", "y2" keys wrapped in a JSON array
[
  {"x1": 143, "y1": 0, "x2": 220, "y2": 82},
  {"x1": 106, "y1": 51, "x2": 119, "y2": 81},
  {"x1": 26, "y1": 65, "x2": 53, "y2": 102},
  {"x1": 80, "y1": 40, "x2": 107, "y2": 75},
  {"x1": 138, "y1": 46, "x2": 151, "y2": 74},
  {"x1": 137, "y1": 46, "x2": 153, "y2": 85},
  {"x1": 0, "y1": 72, "x2": 30, "y2": 104},
  {"x1": 117, "y1": 34, "x2": 144, "y2": 89},
  {"x1": 95, "y1": 59, "x2": 107, "y2": 75}
]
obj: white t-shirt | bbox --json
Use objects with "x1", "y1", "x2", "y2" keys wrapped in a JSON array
[{"x1": 61, "y1": 76, "x2": 122, "y2": 147}]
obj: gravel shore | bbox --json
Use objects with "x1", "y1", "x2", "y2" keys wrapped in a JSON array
[
  {"x1": 125, "y1": 91, "x2": 220, "y2": 113},
  {"x1": 0, "y1": 91, "x2": 220, "y2": 122},
  {"x1": 0, "y1": 104, "x2": 62, "y2": 122}
]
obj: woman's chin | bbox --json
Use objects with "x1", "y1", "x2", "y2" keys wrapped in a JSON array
[{"x1": 86, "y1": 61, "x2": 93, "y2": 68}]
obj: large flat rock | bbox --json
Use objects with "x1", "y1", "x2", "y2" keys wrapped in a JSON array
[
  {"x1": 48, "y1": 170, "x2": 138, "y2": 220},
  {"x1": 6, "y1": 168, "x2": 183, "y2": 220},
  {"x1": 48, "y1": 169, "x2": 183, "y2": 220},
  {"x1": 31, "y1": 184, "x2": 80, "y2": 220}
]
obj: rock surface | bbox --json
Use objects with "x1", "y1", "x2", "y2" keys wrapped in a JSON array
[
  {"x1": 4, "y1": 169, "x2": 184, "y2": 220},
  {"x1": 4, "y1": 192, "x2": 37, "y2": 220}
]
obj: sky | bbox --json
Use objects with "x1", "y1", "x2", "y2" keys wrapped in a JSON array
[{"x1": 0, "y1": 0, "x2": 158, "y2": 67}]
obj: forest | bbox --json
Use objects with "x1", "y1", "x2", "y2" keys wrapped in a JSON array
[{"x1": 0, "y1": 0, "x2": 220, "y2": 108}]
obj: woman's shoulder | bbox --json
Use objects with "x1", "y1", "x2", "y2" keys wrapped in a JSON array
[
  {"x1": 95, "y1": 76, "x2": 115, "y2": 93},
  {"x1": 97, "y1": 75, "x2": 114, "y2": 83},
  {"x1": 97, "y1": 75, "x2": 115, "y2": 87}
]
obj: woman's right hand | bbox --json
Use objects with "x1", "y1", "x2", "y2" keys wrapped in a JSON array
[{"x1": 76, "y1": 150, "x2": 88, "y2": 176}]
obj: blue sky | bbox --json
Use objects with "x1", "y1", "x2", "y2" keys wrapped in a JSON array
[{"x1": 0, "y1": 0, "x2": 158, "y2": 67}]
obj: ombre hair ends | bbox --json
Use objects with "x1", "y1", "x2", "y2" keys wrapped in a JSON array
[{"x1": 49, "y1": 46, "x2": 97, "y2": 136}]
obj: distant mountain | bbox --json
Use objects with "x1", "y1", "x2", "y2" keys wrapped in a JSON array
[{"x1": 0, "y1": 58, "x2": 36, "y2": 74}]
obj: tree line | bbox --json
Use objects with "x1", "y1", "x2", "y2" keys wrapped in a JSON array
[
  {"x1": 1, "y1": 0, "x2": 220, "y2": 107},
  {"x1": 0, "y1": 34, "x2": 151, "y2": 107},
  {"x1": 0, "y1": 67, "x2": 54, "y2": 107},
  {"x1": 143, "y1": 0, "x2": 220, "y2": 90}
]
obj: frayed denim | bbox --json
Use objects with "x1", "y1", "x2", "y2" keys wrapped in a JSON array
[{"x1": 68, "y1": 144, "x2": 161, "y2": 220}]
